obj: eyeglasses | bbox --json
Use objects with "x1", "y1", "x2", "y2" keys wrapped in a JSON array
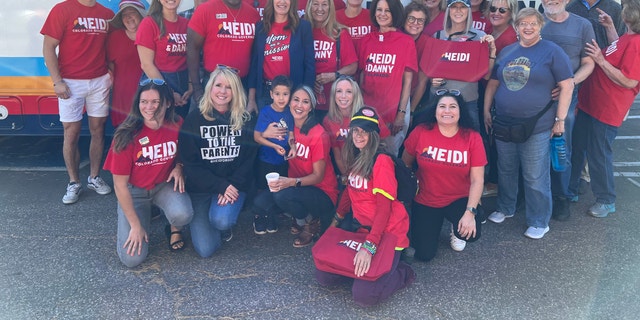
[
  {"x1": 435, "y1": 89, "x2": 462, "y2": 96},
  {"x1": 216, "y1": 64, "x2": 239, "y2": 74},
  {"x1": 407, "y1": 16, "x2": 426, "y2": 25},
  {"x1": 517, "y1": 21, "x2": 540, "y2": 28},
  {"x1": 139, "y1": 78, "x2": 166, "y2": 86},
  {"x1": 489, "y1": 6, "x2": 509, "y2": 14}
]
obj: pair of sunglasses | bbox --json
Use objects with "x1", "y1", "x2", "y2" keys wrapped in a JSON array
[
  {"x1": 435, "y1": 89, "x2": 462, "y2": 96},
  {"x1": 489, "y1": 6, "x2": 509, "y2": 14},
  {"x1": 139, "y1": 78, "x2": 166, "y2": 86}
]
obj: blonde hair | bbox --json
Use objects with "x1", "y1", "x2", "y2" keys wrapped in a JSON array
[
  {"x1": 327, "y1": 77, "x2": 365, "y2": 123},
  {"x1": 199, "y1": 68, "x2": 251, "y2": 131},
  {"x1": 305, "y1": 0, "x2": 345, "y2": 39}
]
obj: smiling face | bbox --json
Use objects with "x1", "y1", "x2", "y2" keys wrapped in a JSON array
[
  {"x1": 121, "y1": 7, "x2": 142, "y2": 33},
  {"x1": 311, "y1": 0, "x2": 330, "y2": 23},
  {"x1": 290, "y1": 89, "x2": 313, "y2": 123},
  {"x1": 516, "y1": 15, "x2": 542, "y2": 46},
  {"x1": 435, "y1": 96, "x2": 460, "y2": 126},
  {"x1": 375, "y1": 0, "x2": 393, "y2": 28},
  {"x1": 334, "y1": 80, "x2": 354, "y2": 114},
  {"x1": 274, "y1": 0, "x2": 292, "y2": 18},
  {"x1": 351, "y1": 127, "x2": 370, "y2": 150},
  {"x1": 160, "y1": 0, "x2": 182, "y2": 11},
  {"x1": 210, "y1": 74, "x2": 233, "y2": 111},
  {"x1": 270, "y1": 85, "x2": 291, "y2": 111},
  {"x1": 405, "y1": 10, "x2": 427, "y2": 37},
  {"x1": 139, "y1": 89, "x2": 166, "y2": 126},
  {"x1": 424, "y1": 0, "x2": 442, "y2": 10},
  {"x1": 489, "y1": 0, "x2": 511, "y2": 28},
  {"x1": 449, "y1": 2, "x2": 469, "y2": 24}
]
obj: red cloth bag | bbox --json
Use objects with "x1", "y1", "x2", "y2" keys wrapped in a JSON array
[
  {"x1": 420, "y1": 37, "x2": 489, "y2": 82},
  {"x1": 312, "y1": 227, "x2": 397, "y2": 281}
]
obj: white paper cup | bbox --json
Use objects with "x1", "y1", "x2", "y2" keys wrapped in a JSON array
[{"x1": 265, "y1": 172, "x2": 280, "y2": 192}]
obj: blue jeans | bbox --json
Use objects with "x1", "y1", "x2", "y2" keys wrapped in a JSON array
[
  {"x1": 569, "y1": 110, "x2": 617, "y2": 204},
  {"x1": 551, "y1": 86, "x2": 578, "y2": 199},
  {"x1": 189, "y1": 192, "x2": 246, "y2": 258},
  {"x1": 117, "y1": 182, "x2": 193, "y2": 268},
  {"x1": 465, "y1": 99, "x2": 480, "y2": 132},
  {"x1": 253, "y1": 185, "x2": 334, "y2": 221},
  {"x1": 496, "y1": 130, "x2": 552, "y2": 228}
]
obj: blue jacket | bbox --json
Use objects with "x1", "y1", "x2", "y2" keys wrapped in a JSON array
[{"x1": 248, "y1": 19, "x2": 316, "y2": 99}]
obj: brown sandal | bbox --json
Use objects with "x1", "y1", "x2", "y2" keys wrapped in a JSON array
[
  {"x1": 290, "y1": 217, "x2": 303, "y2": 235},
  {"x1": 293, "y1": 219, "x2": 320, "y2": 248}
]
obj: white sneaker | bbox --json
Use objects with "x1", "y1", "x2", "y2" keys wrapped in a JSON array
[
  {"x1": 450, "y1": 226, "x2": 466, "y2": 252},
  {"x1": 62, "y1": 182, "x2": 82, "y2": 204},
  {"x1": 524, "y1": 226, "x2": 550, "y2": 239},
  {"x1": 87, "y1": 176, "x2": 112, "y2": 195},
  {"x1": 487, "y1": 211, "x2": 514, "y2": 224}
]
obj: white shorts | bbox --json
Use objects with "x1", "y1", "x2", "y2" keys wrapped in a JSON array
[{"x1": 58, "y1": 73, "x2": 112, "y2": 122}]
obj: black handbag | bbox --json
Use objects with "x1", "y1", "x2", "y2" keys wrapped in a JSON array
[{"x1": 492, "y1": 100, "x2": 554, "y2": 143}]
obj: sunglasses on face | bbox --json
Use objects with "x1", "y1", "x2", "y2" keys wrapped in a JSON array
[
  {"x1": 435, "y1": 88, "x2": 462, "y2": 96},
  {"x1": 489, "y1": 6, "x2": 509, "y2": 14},
  {"x1": 407, "y1": 16, "x2": 426, "y2": 25},
  {"x1": 139, "y1": 78, "x2": 166, "y2": 86}
]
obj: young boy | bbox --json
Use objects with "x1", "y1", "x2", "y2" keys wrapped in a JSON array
[{"x1": 253, "y1": 75, "x2": 296, "y2": 234}]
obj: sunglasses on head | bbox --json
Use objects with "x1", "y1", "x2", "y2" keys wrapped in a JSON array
[
  {"x1": 435, "y1": 89, "x2": 462, "y2": 96},
  {"x1": 217, "y1": 64, "x2": 239, "y2": 74},
  {"x1": 489, "y1": 6, "x2": 509, "y2": 14},
  {"x1": 139, "y1": 78, "x2": 166, "y2": 86},
  {"x1": 336, "y1": 74, "x2": 356, "y2": 81}
]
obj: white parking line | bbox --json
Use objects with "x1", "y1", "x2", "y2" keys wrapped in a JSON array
[
  {"x1": 614, "y1": 172, "x2": 640, "y2": 177},
  {"x1": 626, "y1": 178, "x2": 640, "y2": 188},
  {"x1": 627, "y1": 115, "x2": 640, "y2": 119},
  {"x1": 615, "y1": 136, "x2": 640, "y2": 140},
  {"x1": 614, "y1": 162, "x2": 640, "y2": 167}
]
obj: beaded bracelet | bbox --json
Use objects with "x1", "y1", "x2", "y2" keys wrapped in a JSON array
[{"x1": 362, "y1": 240, "x2": 377, "y2": 256}]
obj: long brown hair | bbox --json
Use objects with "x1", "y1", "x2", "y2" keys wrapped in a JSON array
[
  {"x1": 343, "y1": 130, "x2": 382, "y2": 179},
  {"x1": 263, "y1": 0, "x2": 300, "y2": 32}
]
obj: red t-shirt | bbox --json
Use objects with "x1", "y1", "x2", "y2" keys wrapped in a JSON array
[
  {"x1": 420, "y1": 37, "x2": 489, "y2": 82},
  {"x1": 359, "y1": 30, "x2": 418, "y2": 124},
  {"x1": 336, "y1": 9, "x2": 374, "y2": 54},
  {"x1": 404, "y1": 124, "x2": 487, "y2": 208},
  {"x1": 494, "y1": 25, "x2": 517, "y2": 56},
  {"x1": 423, "y1": 11, "x2": 445, "y2": 38},
  {"x1": 263, "y1": 21, "x2": 292, "y2": 80},
  {"x1": 313, "y1": 28, "x2": 358, "y2": 110},
  {"x1": 578, "y1": 34, "x2": 640, "y2": 127},
  {"x1": 341, "y1": 154, "x2": 410, "y2": 248},
  {"x1": 242, "y1": 0, "x2": 267, "y2": 17},
  {"x1": 472, "y1": 10, "x2": 492, "y2": 34},
  {"x1": 40, "y1": 0, "x2": 113, "y2": 79},
  {"x1": 289, "y1": 124, "x2": 339, "y2": 205},
  {"x1": 103, "y1": 119, "x2": 183, "y2": 190},
  {"x1": 136, "y1": 16, "x2": 188, "y2": 73},
  {"x1": 107, "y1": 29, "x2": 142, "y2": 127},
  {"x1": 411, "y1": 34, "x2": 428, "y2": 94},
  {"x1": 189, "y1": 0, "x2": 260, "y2": 77}
]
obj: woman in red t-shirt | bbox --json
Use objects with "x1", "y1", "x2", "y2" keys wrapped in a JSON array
[
  {"x1": 422, "y1": 0, "x2": 446, "y2": 37},
  {"x1": 258, "y1": 86, "x2": 338, "y2": 248},
  {"x1": 136, "y1": 0, "x2": 192, "y2": 118},
  {"x1": 107, "y1": 0, "x2": 146, "y2": 127},
  {"x1": 402, "y1": 91, "x2": 486, "y2": 262},
  {"x1": 305, "y1": 0, "x2": 358, "y2": 119},
  {"x1": 103, "y1": 80, "x2": 193, "y2": 268},
  {"x1": 316, "y1": 106, "x2": 415, "y2": 307},
  {"x1": 402, "y1": 2, "x2": 430, "y2": 116}
]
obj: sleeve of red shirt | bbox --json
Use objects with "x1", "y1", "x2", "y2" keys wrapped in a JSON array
[
  {"x1": 619, "y1": 39, "x2": 640, "y2": 81},
  {"x1": 338, "y1": 30, "x2": 358, "y2": 68},
  {"x1": 40, "y1": 5, "x2": 64, "y2": 39},
  {"x1": 469, "y1": 131, "x2": 488, "y2": 167},
  {"x1": 135, "y1": 17, "x2": 158, "y2": 50},
  {"x1": 187, "y1": 3, "x2": 207, "y2": 36},
  {"x1": 403, "y1": 125, "x2": 420, "y2": 157},
  {"x1": 405, "y1": 36, "x2": 418, "y2": 73},
  {"x1": 103, "y1": 142, "x2": 134, "y2": 176},
  {"x1": 365, "y1": 155, "x2": 395, "y2": 246}
]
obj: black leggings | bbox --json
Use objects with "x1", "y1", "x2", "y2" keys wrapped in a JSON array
[{"x1": 411, "y1": 198, "x2": 482, "y2": 262}]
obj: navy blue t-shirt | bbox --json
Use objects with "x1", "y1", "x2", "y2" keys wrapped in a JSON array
[{"x1": 255, "y1": 105, "x2": 295, "y2": 165}]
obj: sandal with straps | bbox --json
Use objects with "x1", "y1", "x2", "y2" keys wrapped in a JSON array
[
  {"x1": 165, "y1": 225, "x2": 185, "y2": 251},
  {"x1": 293, "y1": 219, "x2": 320, "y2": 248}
]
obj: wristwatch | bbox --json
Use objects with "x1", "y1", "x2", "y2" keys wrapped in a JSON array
[
  {"x1": 295, "y1": 178, "x2": 302, "y2": 188},
  {"x1": 555, "y1": 116, "x2": 565, "y2": 122},
  {"x1": 466, "y1": 207, "x2": 477, "y2": 215}
]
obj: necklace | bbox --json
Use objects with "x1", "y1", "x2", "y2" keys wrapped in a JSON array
[{"x1": 224, "y1": 3, "x2": 242, "y2": 22}]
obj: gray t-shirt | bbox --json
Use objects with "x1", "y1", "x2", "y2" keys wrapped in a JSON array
[{"x1": 541, "y1": 13, "x2": 596, "y2": 72}]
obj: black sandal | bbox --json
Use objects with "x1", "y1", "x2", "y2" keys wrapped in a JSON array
[{"x1": 165, "y1": 225, "x2": 185, "y2": 251}]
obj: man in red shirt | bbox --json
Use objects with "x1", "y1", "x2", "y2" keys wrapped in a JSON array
[
  {"x1": 41, "y1": 0, "x2": 114, "y2": 205},
  {"x1": 187, "y1": 0, "x2": 260, "y2": 103}
]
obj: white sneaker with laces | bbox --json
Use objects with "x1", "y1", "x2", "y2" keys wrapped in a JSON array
[
  {"x1": 62, "y1": 182, "x2": 82, "y2": 204},
  {"x1": 88, "y1": 176, "x2": 112, "y2": 195},
  {"x1": 524, "y1": 226, "x2": 550, "y2": 239},
  {"x1": 487, "y1": 211, "x2": 514, "y2": 224},
  {"x1": 450, "y1": 226, "x2": 466, "y2": 252}
]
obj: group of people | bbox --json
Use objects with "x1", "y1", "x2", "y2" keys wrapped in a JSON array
[{"x1": 41, "y1": 0, "x2": 640, "y2": 307}]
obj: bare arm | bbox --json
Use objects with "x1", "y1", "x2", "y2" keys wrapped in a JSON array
[
  {"x1": 187, "y1": 28, "x2": 205, "y2": 103},
  {"x1": 596, "y1": 8, "x2": 620, "y2": 44},
  {"x1": 410, "y1": 71, "x2": 428, "y2": 113},
  {"x1": 401, "y1": 149, "x2": 415, "y2": 169},
  {"x1": 392, "y1": 70, "x2": 413, "y2": 134},
  {"x1": 458, "y1": 165, "x2": 484, "y2": 240},
  {"x1": 573, "y1": 56, "x2": 595, "y2": 85},
  {"x1": 553, "y1": 78, "x2": 575, "y2": 136},
  {"x1": 43, "y1": 35, "x2": 70, "y2": 98},
  {"x1": 137, "y1": 45, "x2": 163, "y2": 80},
  {"x1": 585, "y1": 39, "x2": 639, "y2": 89}
]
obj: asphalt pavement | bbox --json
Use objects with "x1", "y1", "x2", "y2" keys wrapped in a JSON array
[{"x1": 1, "y1": 102, "x2": 639, "y2": 319}]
